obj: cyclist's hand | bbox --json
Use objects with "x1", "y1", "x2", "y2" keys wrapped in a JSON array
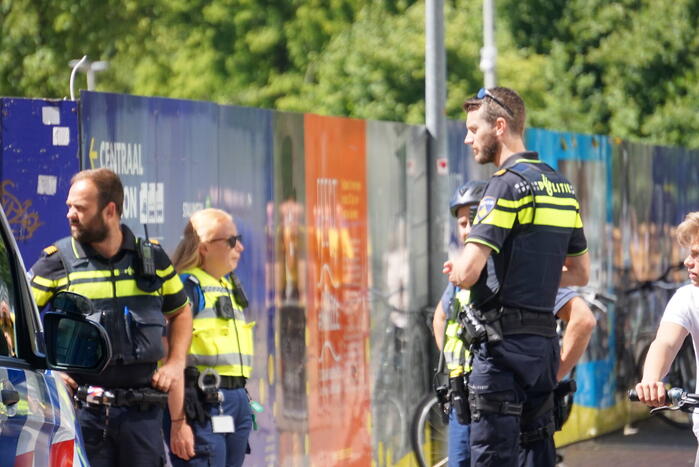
[{"x1": 635, "y1": 381, "x2": 666, "y2": 407}]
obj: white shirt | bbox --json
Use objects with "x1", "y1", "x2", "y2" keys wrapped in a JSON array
[{"x1": 660, "y1": 284, "x2": 699, "y2": 439}]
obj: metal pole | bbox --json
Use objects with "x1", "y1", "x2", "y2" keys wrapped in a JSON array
[
  {"x1": 426, "y1": 0, "x2": 449, "y2": 304},
  {"x1": 86, "y1": 69, "x2": 96, "y2": 91},
  {"x1": 481, "y1": 0, "x2": 497, "y2": 88}
]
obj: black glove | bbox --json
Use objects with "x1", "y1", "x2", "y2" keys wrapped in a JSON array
[{"x1": 183, "y1": 386, "x2": 208, "y2": 426}]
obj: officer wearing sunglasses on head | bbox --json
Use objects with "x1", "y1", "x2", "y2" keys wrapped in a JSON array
[
  {"x1": 29, "y1": 168, "x2": 194, "y2": 466},
  {"x1": 443, "y1": 87, "x2": 590, "y2": 467},
  {"x1": 169, "y1": 208, "x2": 254, "y2": 467},
  {"x1": 435, "y1": 179, "x2": 596, "y2": 467}
]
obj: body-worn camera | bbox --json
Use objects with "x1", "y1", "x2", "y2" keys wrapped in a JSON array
[{"x1": 215, "y1": 296, "x2": 236, "y2": 319}]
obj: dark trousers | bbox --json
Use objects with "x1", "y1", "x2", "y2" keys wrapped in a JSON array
[
  {"x1": 170, "y1": 387, "x2": 253, "y2": 467},
  {"x1": 79, "y1": 404, "x2": 165, "y2": 467},
  {"x1": 468, "y1": 335, "x2": 559, "y2": 467}
]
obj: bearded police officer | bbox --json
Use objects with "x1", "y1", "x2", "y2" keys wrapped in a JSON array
[
  {"x1": 443, "y1": 87, "x2": 590, "y2": 467},
  {"x1": 29, "y1": 168, "x2": 195, "y2": 466}
]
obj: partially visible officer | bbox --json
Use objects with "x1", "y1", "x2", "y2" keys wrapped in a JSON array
[
  {"x1": 433, "y1": 180, "x2": 487, "y2": 467},
  {"x1": 170, "y1": 208, "x2": 254, "y2": 467},
  {"x1": 29, "y1": 168, "x2": 195, "y2": 466},
  {"x1": 443, "y1": 87, "x2": 590, "y2": 467},
  {"x1": 434, "y1": 181, "x2": 595, "y2": 467}
]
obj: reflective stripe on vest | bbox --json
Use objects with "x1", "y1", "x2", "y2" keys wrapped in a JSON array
[
  {"x1": 183, "y1": 267, "x2": 255, "y2": 378},
  {"x1": 444, "y1": 289, "x2": 471, "y2": 377},
  {"x1": 55, "y1": 236, "x2": 166, "y2": 366}
]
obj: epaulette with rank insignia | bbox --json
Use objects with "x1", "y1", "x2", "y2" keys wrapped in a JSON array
[
  {"x1": 493, "y1": 169, "x2": 507, "y2": 177},
  {"x1": 42, "y1": 245, "x2": 58, "y2": 256},
  {"x1": 149, "y1": 239, "x2": 160, "y2": 245}
]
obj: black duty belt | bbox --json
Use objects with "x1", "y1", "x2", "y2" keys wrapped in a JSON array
[
  {"x1": 219, "y1": 375, "x2": 247, "y2": 389},
  {"x1": 499, "y1": 307, "x2": 557, "y2": 337}
]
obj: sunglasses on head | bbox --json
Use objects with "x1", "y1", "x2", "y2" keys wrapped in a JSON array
[
  {"x1": 475, "y1": 88, "x2": 514, "y2": 117},
  {"x1": 210, "y1": 234, "x2": 242, "y2": 248}
]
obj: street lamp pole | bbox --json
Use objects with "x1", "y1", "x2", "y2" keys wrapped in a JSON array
[
  {"x1": 68, "y1": 56, "x2": 109, "y2": 96},
  {"x1": 425, "y1": 0, "x2": 449, "y2": 304},
  {"x1": 481, "y1": 0, "x2": 497, "y2": 88}
]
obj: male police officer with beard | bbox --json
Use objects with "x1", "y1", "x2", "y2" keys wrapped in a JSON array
[
  {"x1": 443, "y1": 87, "x2": 590, "y2": 467},
  {"x1": 29, "y1": 168, "x2": 196, "y2": 466}
]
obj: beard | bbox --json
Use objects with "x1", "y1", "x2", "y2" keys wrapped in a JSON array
[
  {"x1": 71, "y1": 213, "x2": 109, "y2": 244},
  {"x1": 474, "y1": 132, "x2": 501, "y2": 165}
]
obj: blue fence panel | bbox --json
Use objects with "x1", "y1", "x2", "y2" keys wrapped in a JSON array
[{"x1": 0, "y1": 98, "x2": 79, "y2": 266}]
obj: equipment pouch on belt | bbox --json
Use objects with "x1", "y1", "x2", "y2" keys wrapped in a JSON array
[
  {"x1": 458, "y1": 305, "x2": 487, "y2": 345},
  {"x1": 449, "y1": 375, "x2": 471, "y2": 425},
  {"x1": 458, "y1": 305, "x2": 503, "y2": 345},
  {"x1": 184, "y1": 367, "x2": 209, "y2": 426}
]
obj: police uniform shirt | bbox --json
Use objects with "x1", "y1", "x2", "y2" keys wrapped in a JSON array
[
  {"x1": 466, "y1": 151, "x2": 587, "y2": 312},
  {"x1": 29, "y1": 225, "x2": 188, "y2": 387}
]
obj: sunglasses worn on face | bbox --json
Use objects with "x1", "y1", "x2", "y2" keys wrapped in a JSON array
[
  {"x1": 475, "y1": 88, "x2": 514, "y2": 117},
  {"x1": 210, "y1": 235, "x2": 242, "y2": 248}
]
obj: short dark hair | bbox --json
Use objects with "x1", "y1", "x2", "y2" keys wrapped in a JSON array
[
  {"x1": 71, "y1": 168, "x2": 124, "y2": 217},
  {"x1": 463, "y1": 87, "x2": 526, "y2": 136}
]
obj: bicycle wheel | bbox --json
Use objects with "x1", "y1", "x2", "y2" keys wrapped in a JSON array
[
  {"x1": 411, "y1": 393, "x2": 449, "y2": 467},
  {"x1": 638, "y1": 338, "x2": 695, "y2": 429}
]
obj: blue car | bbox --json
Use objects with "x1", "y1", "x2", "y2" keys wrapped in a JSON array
[{"x1": 0, "y1": 206, "x2": 111, "y2": 465}]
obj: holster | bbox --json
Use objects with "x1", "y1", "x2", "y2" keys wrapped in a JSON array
[
  {"x1": 449, "y1": 375, "x2": 470, "y2": 425},
  {"x1": 458, "y1": 305, "x2": 503, "y2": 346},
  {"x1": 553, "y1": 379, "x2": 577, "y2": 430},
  {"x1": 183, "y1": 367, "x2": 209, "y2": 426}
]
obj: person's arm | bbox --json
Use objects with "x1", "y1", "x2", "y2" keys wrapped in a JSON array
[
  {"x1": 560, "y1": 252, "x2": 590, "y2": 287},
  {"x1": 154, "y1": 303, "x2": 192, "y2": 391},
  {"x1": 159, "y1": 303, "x2": 195, "y2": 460},
  {"x1": 444, "y1": 242, "x2": 491, "y2": 289},
  {"x1": 167, "y1": 347, "x2": 195, "y2": 461},
  {"x1": 556, "y1": 297, "x2": 596, "y2": 380},
  {"x1": 635, "y1": 321, "x2": 688, "y2": 407},
  {"x1": 433, "y1": 301, "x2": 447, "y2": 351}
]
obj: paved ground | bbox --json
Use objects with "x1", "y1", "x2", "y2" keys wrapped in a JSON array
[{"x1": 558, "y1": 416, "x2": 696, "y2": 466}]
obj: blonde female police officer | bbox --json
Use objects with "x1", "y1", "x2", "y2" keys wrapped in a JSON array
[{"x1": 169, "y1": 208, "x2": 254, "y2": 466}]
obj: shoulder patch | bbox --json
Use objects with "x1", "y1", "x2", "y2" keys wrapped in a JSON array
[
  {"x1": 183, "y1": 274, "x2": 200, "y2": 285},
  {"x1": 493, "y1": 169, "x2": 506, "y2": 176},
  {"x1": 474, "y1": 196, "x2": 497, "y2": 224},
  {"x1": 42, "y1": 245, "x2": 58, "y2": 256}
]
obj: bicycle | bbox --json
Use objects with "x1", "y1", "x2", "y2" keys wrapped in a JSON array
[
  {"x1": 411, "y1": 391, "x2": 449, "y2": 467},
  {"x1": 368, "y1": 288, "x2": 434, "y2": 467},
  {"x1": 628, "y1": 387, "x2": 699, "y2": 425}
]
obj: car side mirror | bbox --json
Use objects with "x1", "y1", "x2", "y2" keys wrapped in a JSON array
[
  {"x1": 43, "y1": 293, "x2": 111, "y2": 373},
  {"x1": 51, "y1": 291, "x2": 95, "y2": 316}
]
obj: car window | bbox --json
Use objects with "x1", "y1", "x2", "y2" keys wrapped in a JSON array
[{"x1": 0, "y1": 240, "x2": 18, "y2": 357}]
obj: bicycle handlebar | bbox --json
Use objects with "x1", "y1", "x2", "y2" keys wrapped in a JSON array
[
  {"x1": 628, "y1": 387, "x2": 699, "y2": 413},
  {"x1": 628, "y1": 387, "x2": 684, "y2": 402}
]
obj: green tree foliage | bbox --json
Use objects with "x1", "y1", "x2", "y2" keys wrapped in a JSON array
[{"x1": 2, "y1": 0, "x2": 699, "y2": 148}]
